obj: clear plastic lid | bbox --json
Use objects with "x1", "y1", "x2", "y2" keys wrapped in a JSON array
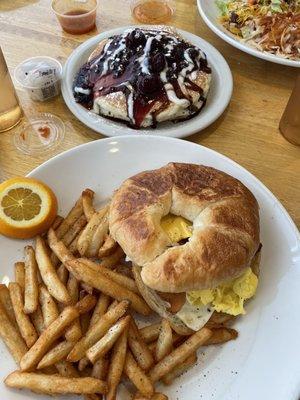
[{"x1": 13, "y1": 113, "x2": 65, "y2": 156}]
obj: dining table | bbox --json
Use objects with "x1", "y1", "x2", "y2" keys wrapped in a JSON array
[{"x1": 0, "y1": 0, "x2": 299, "y2": 228}]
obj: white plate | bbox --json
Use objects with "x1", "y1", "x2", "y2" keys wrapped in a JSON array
[
  {"x1": 61, "y1": 26, "x2": 233, "y2": 138},
  {"x1": 197, "y1": 0, "x2": 300, "y2": 68},
  {"x1": 1, "y1": 136, "x2": 300, "y2": 400}
]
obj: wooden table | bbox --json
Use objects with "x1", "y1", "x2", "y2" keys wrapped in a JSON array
[{"x1": 0, "y1": 0, "x2": 299, "y2": 228}]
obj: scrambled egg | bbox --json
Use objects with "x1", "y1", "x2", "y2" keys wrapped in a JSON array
[
  {"x1": 187, "y1": 268, "x2": 258, "y2": 316},
  {"x1": 161, "y1": 214, "x2": 192, "y2": 243},
  {"x1": 161, "y1": 215, "x2": 258, "y2": 318}
]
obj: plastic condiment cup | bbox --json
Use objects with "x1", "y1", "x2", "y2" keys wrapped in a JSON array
[
  {"x1": 14, "y1": 56, "x2": 62, "y2": 102},
  {"x1": 52, "y1": 0, "x2": 98, "y2": 35}
]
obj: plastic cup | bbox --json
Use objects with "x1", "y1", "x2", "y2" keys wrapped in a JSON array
[
  {"x1": 14, "y1": 56, "x2": 62, "y2": 102},
  {"x1": 52, "y1": 0, "x2": 97, "y2": 35}
]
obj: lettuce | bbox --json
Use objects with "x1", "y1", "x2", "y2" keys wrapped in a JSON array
[
  {"x1": 216, "y1": 0, "x2": 229, "y2": 16},
  {"x1": 270, "y1": 0, "x2": 282, "y2": 12}
]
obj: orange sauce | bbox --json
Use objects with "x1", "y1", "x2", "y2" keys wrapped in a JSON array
[
  {"x1": 58, "y1": 9, "x2": 96, "y2": 34},
  {"x1": 132, "y1": 1, "x2": 173, "y2": 24}
]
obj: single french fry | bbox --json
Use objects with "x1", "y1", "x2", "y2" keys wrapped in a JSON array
[
  {"x1": 65, "y1": 259, "x2": 151, "y2": 316},
  {"x1": 75, "y1": 294, "x2": 97, "y2": 315},
  {"x1": 78, "y1": 357, "x2": 90, "y2": 371},
  {"x1": 9, "y1": 282, "x2": 38, "y2": 348},
  {"x1": 20, "y1": 306, "x2": 79, "y2": 371},
  {"x1": 0, "y1": 301, "x2": 28, "y2": 364},
  {"x1": 57, "y1": 264, "x2": 69, "y2": 285},
  {"x1": 140, "y1": 322, "x2": 161, "y2": 344},
  {"x1": 124, "y1": 351, "x2": 154, "y2": 397},
  {"x1": 0, "y1": 284, "x2": 18, "y2": 329},
  {"x1": 128, "y1": 319, "x2": 154, "y2": 371},
  {"x1": 39, "y1": 285, "x2": 59, "y2": 328},
  {"x1": 55, "y1": 360, "x2": 80, "y2": 377},
  {"x1": 99, "y1": 246, "x2": 124, "y2": 269},
  {"x1": 106, "y1": 328, "x2": 128, "y2": 400},
  {"x1": 156, "y1": 319, "x2": 173, "y2": 362},
  {"x1": 35, "y1": 236, "x2": 71, "y2": 304},
  {"x1": 149, "y1": 328, "x2": 212, "y2": 383},
  {"x1": 24, "y1": 246, "x2": 39, "y2": 314},
  {"x1": 77, "y1": 206, "x2": 109, "y2": 257},
  {"x1": 14, "y1": 262, "x2": 25, "y2": 292},
  {"x1": 92, "y1": 357, "x2": 109, "y2": 379},
  {"x1": 65, "y1": 320, "x2": 82, "y2": 342},
  {"x1": 48, "y1": 228, "x2": 75, "y2": 266},
  {"x1": 82, "y1": 189, "x2": 95, "y2": 221},
  {"x1": 50, "y1": 215, "x2": 87, "y2": 267},
  {"x1": 37, "y1": 340, "x2": 75, "y2": 369},
  {"x1": 204, "y1": 328, "x2": 238, "y2": 345},
  {"x1": 67, "y1": 273, "x2": 79, "y2": 304},
  {"x1": 107, "y1": 300, "x2": 118, "y2": 312},
  {"x1": 51, "y1": 215, "x2": 64, "y2": 231},
  {"x1": 98, "y1": 234, "x2": 118, "y2": 258},
  {"x1": 87, "y1": 316, "x2": 130, "y2": 364},
  {"x1": 55, "y1": 196, "x2": 84, "y2": 240},
  {"x1": 79, "y1": 258, "x2": 139, "y2": 294},
  {"x1": 61, "y1": 214, "x2": 87, "y2": 247},
  {"x1": 30, "y1": 306, "x2": 45, "y2": 335},
  {"x1": 89, "y1": 293, "x2": 110, "y2": 327},
  {"x1": 67, "y1": 300, "x2": 129, "y2": 362},
  {"x1": 209, "y1": 312, "x2": 234, "y2": 325},
  {"x1": 5, "y1": 371, "x2": 107, "y2": 395},
  {"x1": 162, "y1": 353, "x2": 197, "y2": 385}
]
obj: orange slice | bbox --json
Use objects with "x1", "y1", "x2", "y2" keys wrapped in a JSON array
[{"x1": 0, "y1": 177, "x2": 58, "y2": 239}]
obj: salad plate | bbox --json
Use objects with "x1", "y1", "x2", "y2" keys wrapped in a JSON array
[{"x1": 197, "y1": 0, "x2": 300, "y2": 67}]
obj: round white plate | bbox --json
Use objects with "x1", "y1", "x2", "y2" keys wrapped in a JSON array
[
  {"x1": 1, "y1": 136, "x2": 300, "y2": 400},
  {"x1": 197, "y1": 0, "x2": 300, "y2": 68},
  {"x1": 61, "y1": 26, "x2": 233, "y2": 138}
]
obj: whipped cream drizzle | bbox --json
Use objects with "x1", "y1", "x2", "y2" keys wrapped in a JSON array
[{"x1": 73, "y1": 28, "x2": 211, "y2": 128}]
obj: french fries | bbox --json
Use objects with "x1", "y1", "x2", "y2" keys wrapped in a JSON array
[
  {"x1": 79, "y1": 258, "x2": 139, "y2": 294},
  {"x1": 67, "y1": 300, "x2": 129, "y2": 362},
  {"x1": 65, "y1": 259, "x2": 151, "y2": 316},
  {"x1": 14, "y1": 262, "x2": 25, "y2": 292},
  {"x1": 0, "y1": 284, "x2": 18, "y2": 329},
  {"x1": 98, "y1": 246, "x2": 124, "y2": 268},
  {"x1": 92, "y1": 357, "x2": 109, "y2": 379},
  {"x1": 39, "y1": 285, "x2": 59, "y2": 328},
  {"x1": 5, "y1": 371, "x2": 107, "y2": 395},
  {"x1": 0, "y1": 301, "x2": 28, "y2": 364},
  {"x1": 204, "y1": 328, "x2": 238, "y2": 345},
  {"x1": 55, "y1": 196, "x2": 84, "y2": 239},
  {"x1": 30, "y1": 306, "x2": 45, "y2": 335},
  {"x1": 82, "y1": 189, "x2": 95, "y2": 221},
  {"x1": 51, "y1": 215, "x2": 64, "y2": 231},
  {"x1": 156, "y1": 319, "x2": 173, "y2": 362},
  {"x1": 106, "y1": 328, "x2": 128, "y2": 400},
  {"x1": 77, "y1": 206, "x2": 109, "y2": 257},
  {"x1": 24, "y1": 246, "x2": 39, "y2": 314},
  {"x1": 9, "y1": 282, "x2": 38, "y2": 348},
  {"x1": 35, "y1": 236, "x2": 71, "y2": 304},
  {"x1": 140, "y1": 322, "x2": 161, "y2": 344},
  {"x1": 149, "y1": 328, "x2": 212, "y2": 383},
  {"x1": 55, "y1": 360, "x2": 80, "y2": 377},
  {"x1": 0, "y1": 188, "x2": 242, "y2": 400},
  {"x1": 87, "y1": 315, "x2": 130, "y2": 364},
  {"x1": 124, "y1": 351, "x2": 154, "y2": 397},
  {"x1": 89, "y1": 293, "x2": 110, "y2": 327},
  {"x1": 37, "y1": 340, "x2": 75, "y2": 369},
  {"x1": 162, "y1": 353, "x2": 197, "y2": 385},
  {"x1": 128, "y1": 319, "x2": 154, "y2": 371},
  {"x1": 20, "y1": 306, "x2": 79, "y2": 371},
  {"x1": 98, "y1": 234, "x2": 118, "y2": 258}
]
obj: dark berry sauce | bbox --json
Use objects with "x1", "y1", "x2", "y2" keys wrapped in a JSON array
[{"x1": 73, "y1": 28, "x2": 211, "y2": 128}]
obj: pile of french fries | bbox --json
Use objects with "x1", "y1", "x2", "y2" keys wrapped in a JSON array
[{"x1": 0, "y1": 189, "x2": 238, "y2": 399}]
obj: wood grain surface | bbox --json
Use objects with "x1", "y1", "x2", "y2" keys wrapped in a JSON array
[{"x1": 0, "y1": 0, "x2": 299, "y2": 228}]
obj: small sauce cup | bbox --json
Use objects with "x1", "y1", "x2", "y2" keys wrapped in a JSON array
[{"x1": 52, "y1": 0, "x2": 98, "y2": 35}]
